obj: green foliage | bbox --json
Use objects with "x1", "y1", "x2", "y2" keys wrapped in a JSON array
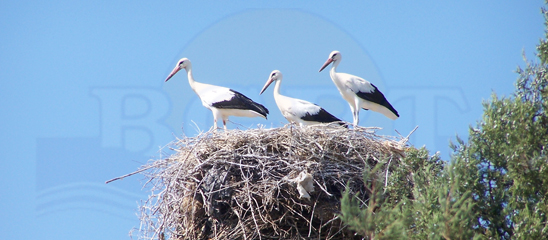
[
  {"x1": 450, "y1": 91, "x2": 548, "y2": 239},
  {"x1": 410, "y1": 157, "x2": 477, "y2": 240},
  {"x1": 340, "y1": 148, "x2": 479, "y2": 239},
  {"x1": 340, "y1": 163, "x2": 411, "y2": 240}
]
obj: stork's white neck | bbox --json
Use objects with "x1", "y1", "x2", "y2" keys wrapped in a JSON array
[
  {"x1": 184, "y1": 63, "x2": 199, "y2": 93},
  {"x1": 329, "y1": 60, "x2": 340, "y2": 82},
  {"x1": 273, "y1": 78, "x2": 283, "y2": 101}
]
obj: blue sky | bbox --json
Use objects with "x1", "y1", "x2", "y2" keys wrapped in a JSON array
[{"x1": 1, "y1": 1, "x2": 544, "y2": 239}]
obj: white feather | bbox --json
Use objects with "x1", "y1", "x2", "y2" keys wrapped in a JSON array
[
  {"x1": 276, "y1": 95, "x2": 322, "y2": 125},
  {"x1": 338, "y1": 72, "x2": 375, "y2": 93},
  {"x1": 195, "y1": 84, "x2": 235, "y2": 108}
]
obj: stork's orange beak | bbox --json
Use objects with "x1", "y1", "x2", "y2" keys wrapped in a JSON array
[
  {"x1": 165, "y1": 66, "x2": 181, "y2": 82},
  {"x1": 319, "y1": 58, "x2": 333, "y2": 72},
  {"x1": 260, "y1": 77, "x2": 275, "y2": 95}
]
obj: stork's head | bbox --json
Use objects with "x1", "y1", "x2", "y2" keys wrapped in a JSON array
[
  {"x1": 165, "y1": 58, "x2": 191, "y2": 82},
  {"x1": 260, "y1": 70, "x2": 283, "y2": 95},
  {"x1": 319, "y1": 50, "x2": 341, "y2": 72}
]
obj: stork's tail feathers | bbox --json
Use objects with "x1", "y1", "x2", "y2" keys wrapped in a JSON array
[
  {"x1": 364, "y1": 100, "x2": 399, "y2": 120},
  {"x1": 381, "y1": 100, "x2": 399, "y2": 120},
  {"x1": 253, "y1": 102, "x2": 269, "y2": 119},
  {"x1": 377, "y1": 101, "x2": 399, "y2": 120}
]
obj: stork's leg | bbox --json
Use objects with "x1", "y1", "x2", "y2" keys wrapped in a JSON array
[
  {"x1": 210, "y1": 110, "x2": 220, "y2": 131},
  {"x1": 350, "y1": 102, "x2": 359, "y2": 126},
  {"x1": 222, "y1": 119, "x2": 228, "y2": 131},
  {"x1": 211, "y1": 109, "x2": 222, "y2": 131},
  {"x1": 353, "y1": 110, "x2": 359, "y2": 126},
  {"x1": 212, "y1": 118, "x2": 218, "y2": 131}
]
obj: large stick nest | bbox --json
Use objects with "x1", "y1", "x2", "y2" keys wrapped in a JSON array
[{"x1": 137, "y1": 124, "x2": 408, "y2": 240}]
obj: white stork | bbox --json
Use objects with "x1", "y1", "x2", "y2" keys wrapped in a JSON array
[
  {"x1": 260, "y1": 70, "x2": 344, "y2": 126},
  {"x1": 319, "y1": 51, "x2": 399, "y2": 126},
  {"x1": 165, "y1": 58, "x2": 269, "y2": 130}
]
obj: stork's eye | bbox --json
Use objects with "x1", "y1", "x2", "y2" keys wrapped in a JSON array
[{"x1": 179, "y1": 61, "x2": 185, "y2": 66}]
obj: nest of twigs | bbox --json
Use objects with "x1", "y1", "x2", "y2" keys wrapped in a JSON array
[{"x1": 136, "y1": 124, "x2": 408, "y2": 240}]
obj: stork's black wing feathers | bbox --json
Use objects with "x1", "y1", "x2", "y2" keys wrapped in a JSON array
[
  {"x1": 300, "y1": 107, "x2": 346, "y2": 126},
  {"x1": 355, "y1": 84, "x2": 399, "y2": 118},
  {"x1": 211, "y1": 89, "x2": 269, "y2": 118}
]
